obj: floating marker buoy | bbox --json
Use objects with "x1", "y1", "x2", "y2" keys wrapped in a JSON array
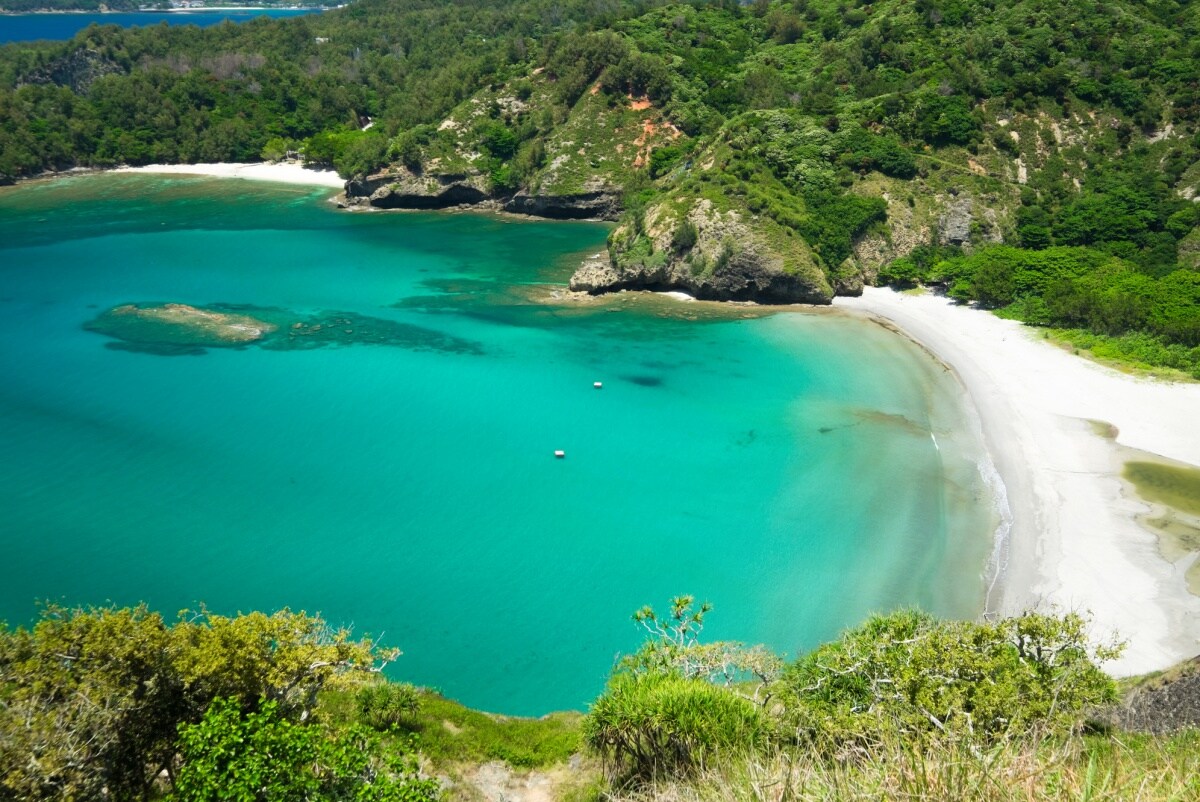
[
  {"x1": 554, "y1": 450, "x2": 566, "y2": 458},
  {"x1": 593, "y1": 381, "x2": 603, "y2": 389}
]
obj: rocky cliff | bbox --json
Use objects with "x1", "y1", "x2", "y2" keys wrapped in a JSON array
[
  {"x1": 343, "y1": 170, "x2": 622, "y2": 220},
  {"x1": 571, "y1": 198, "x2": 833, "y2": 304}
]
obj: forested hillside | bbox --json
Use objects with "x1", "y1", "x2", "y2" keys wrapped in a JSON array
[{"x1": 2, "y1": 0, "x2": 1199, "y2": 372}]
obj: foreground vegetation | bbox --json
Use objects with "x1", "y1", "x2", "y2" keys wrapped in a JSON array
[{"x1": 3, "y1": 598, "x2": 1199, "y2": 800}]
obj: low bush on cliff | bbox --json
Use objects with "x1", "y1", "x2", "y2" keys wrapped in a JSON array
[
  {"x1": 584, "y1": 672, "x2": 771, "y2": 779},
  {"x1": 585, "y1": 598, "x2": 1123, "y2": 793},
  {"x1": 781, "y1": 610, "x2": 1121, "y2": 746},
  {"x1": 0, "y1": 604, "x2": 395, "y2": 801}
]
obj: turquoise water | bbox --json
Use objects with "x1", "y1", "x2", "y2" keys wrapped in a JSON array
[
  {"x1": 0, "y1": 10, "x2": 320, "y2": 44},
  {"x1": 0, "y1": 175, "x2": 995, "y2": 715}
]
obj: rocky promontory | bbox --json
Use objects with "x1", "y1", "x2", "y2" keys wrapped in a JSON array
[{"x1": 570, "y1": 198, "x2": 836, "y2": 305}]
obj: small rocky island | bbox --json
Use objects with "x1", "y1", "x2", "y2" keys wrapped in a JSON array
[{"x1": 103, "y1": 303, "x2": 277, "y2": 343}]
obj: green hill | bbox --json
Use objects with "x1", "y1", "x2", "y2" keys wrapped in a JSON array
[{"x1": 1, "y1": 0, "x2": 1198, "y2": 368}]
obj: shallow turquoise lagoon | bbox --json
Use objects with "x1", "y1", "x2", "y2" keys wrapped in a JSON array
[{"x1": 0, "y1": 175, "x2": 995, "y2": 714}]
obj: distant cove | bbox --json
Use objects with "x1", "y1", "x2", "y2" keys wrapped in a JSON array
[
  {"x1": 0, "y1": 174, "x2": 998, "y2": 715},
  {"x1": 0, "y1": 9, "x2": 320, "y2": 44}
]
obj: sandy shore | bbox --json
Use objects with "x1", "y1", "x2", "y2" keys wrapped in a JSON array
[
  {"x1": 112, "y1": 162, "x2": 344, "y2": 188},
  {"x1": 837, "y1": 287, "x2": 1200, "y2": 676}
]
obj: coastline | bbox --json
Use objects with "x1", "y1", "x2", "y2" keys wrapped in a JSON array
[
  {"x1": 111, "y1": 161, "x2": 344, "y2": 188},
  {"x1": 837, "y1": 287, "x2": 1200, "y2": 676}
]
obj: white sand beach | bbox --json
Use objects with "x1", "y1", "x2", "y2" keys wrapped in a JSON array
[
  {"x1": 838, "y1": 287, "x2": 1200, "y2": 676},
  {"x1": 112, "y1": 162, "x2": 344, "y2": 188}
]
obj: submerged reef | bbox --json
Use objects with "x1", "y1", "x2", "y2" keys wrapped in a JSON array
[{"x1": 85, "y1": 302, "x2": 483, "y2": 356}]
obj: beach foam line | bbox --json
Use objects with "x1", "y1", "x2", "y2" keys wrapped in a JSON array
[
  {"x1": 838, "y1": 287, "x2": 1200, "y2": 676},
  {"x1": 112, "y1": 162, "x2": 344, "y2": 188}
]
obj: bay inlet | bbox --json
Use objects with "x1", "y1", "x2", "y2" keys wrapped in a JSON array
[{"x1": 0, "y1": 174, "x2": 998, "y2": 714}]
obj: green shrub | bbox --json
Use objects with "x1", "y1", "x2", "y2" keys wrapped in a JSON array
[
  {"x1": 174, "y1": 698, "x2": 439, "y2": 802},
  {"x1": 672, "y1": 219, "x2": 698, "y2": 252},
  {"x1": 584, "y1": 672, "x2": 769, "y2": 779},
  {"x1": 781, "y1": 611, "x2": 1121, "y2": 746},
  {"x1": 357, "y1": 682, "x2": 420, "y2": 731},
  {"x1": 476, "y1": 120, "x2": 518, "y2": 161}
]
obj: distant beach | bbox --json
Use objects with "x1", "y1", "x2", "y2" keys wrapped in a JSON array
[
  {"x1": 839, "y1": 287, "x2": 1200, "y2": 676},
  {"x1": 112, "y1": 161, "x2": 343, "y2": 187}
]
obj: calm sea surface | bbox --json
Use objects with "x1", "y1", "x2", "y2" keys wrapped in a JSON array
[
  {"x1": 0, "y1": 9, "x2": 319, "y2": 44},
  {"x1": 0, "y1": 175, "x2": 997, "y2": 714}
]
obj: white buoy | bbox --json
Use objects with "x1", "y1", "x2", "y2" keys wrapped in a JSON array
[
  {"x1": 554, "y1": 450, "x2": 566, "y2": 458},
  {"x1": 593, "y1": 381, "x2": 603, "y2": 389}
]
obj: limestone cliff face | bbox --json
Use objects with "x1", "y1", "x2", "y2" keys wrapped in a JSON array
[
  {"x1": 570, "y1": 199, "x2": 833, "y2": 304},
  {"x1": 849, "y1": 179, "x2": 1014, "y2": 282}
]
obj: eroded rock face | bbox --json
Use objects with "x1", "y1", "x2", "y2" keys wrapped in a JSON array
[
  {"x1": 568, "y1": 253, "x2": 622, "y2": 292},
  {"x1": 345, "y1": 170, "x2": 492, "y2": 210},
  {"x1": 343, "y1": 169, "x2": 621, "y2": 219},
  {"x1": 938, "y1": 195, "x2": 975, "y2": 246},
  {"x1": 504, "y1": 190, "x2": 621, "y2": 221},
  {"x1": 570, "y1": 199, "x2": 834, "y2": 305},
  {"x1": 1097, "y1": 657, "x2": 1200, "y2": 735}
]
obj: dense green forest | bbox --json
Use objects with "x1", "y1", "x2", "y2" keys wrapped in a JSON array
[
  {"x1": 2, "y1": 599, "x2": 1199, "y2": 801},
  {"x1": 1, "y1": 0, "x2": 1199, "y2": 373}
]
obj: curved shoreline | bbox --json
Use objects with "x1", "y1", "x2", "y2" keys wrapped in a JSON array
[{"x1": 837, "y1": 287, "x2": 1200, "y2": 676}]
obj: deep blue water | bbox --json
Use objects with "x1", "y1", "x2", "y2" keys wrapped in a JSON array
[{"x1": 0, "y1": 9, "x2": 320, "y2": 43}]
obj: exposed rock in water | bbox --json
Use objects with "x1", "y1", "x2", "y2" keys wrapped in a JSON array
[
  {"x1": 18, "y1": 47, "x2": 122, "y2": 93},
  {"x1": 570, "y1": 199, "x2": 833, "y2": 305},
  {"x1": 89, "y1": 303, "x2": 276, "y2": 347}
]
